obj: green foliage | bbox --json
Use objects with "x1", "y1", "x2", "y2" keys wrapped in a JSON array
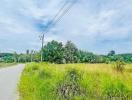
[
  {"x1": 41, "y1": 40, "x2": 132, "y2": 64},
  {"x1": 0, "y1": 50, "x2": 41, "y2": 63},
  {"x1": 78, "y1": 51, "x2": 94, "y2": 63},
  {"x1": 18, "y1": 54, "x2": 30, "y2": 62},
  {"x1": 2, "y1": 55, "x2": 14, "y2": 63},
  {"x1": 43, "y1": 40, "x2": 64, "y2": 64},
  {"x1": 118, "y1": 54, "x2": 132, "y2": 63},
  {"x1": 42, "y1": 40, "x2": 104, "y2": 64},
  {"x1": 33, "y1": 52, "x2": 41, "y2": 62},
  {"x1": 0, "y1": 53, "x2": 14, "y2": 63},
  {"x1": 64, "y1": 41, "x2": 79, "y2": 63},
  {"x1": 103, "y1": 53, "x2": 132, "y2": 64}
]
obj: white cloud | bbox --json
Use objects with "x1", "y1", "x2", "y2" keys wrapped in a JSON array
[{"x1": 0, "y1": 0, "x2": 132, "y2": 54}]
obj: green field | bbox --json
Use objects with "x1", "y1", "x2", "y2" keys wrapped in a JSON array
[
  {"x1": 19, "y1": 63, "x2": 132, "y2": 100},
  {"x1": 0, "y1": 63, "x2": 17, "y2": 68}
]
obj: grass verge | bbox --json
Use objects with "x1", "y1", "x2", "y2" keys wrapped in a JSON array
[
  {"x1": 19, "y1": 63, "x2": 132, "y2": 100},
  {"x1": 0, "y1": 63, "x2": 17, "y2": 69}
]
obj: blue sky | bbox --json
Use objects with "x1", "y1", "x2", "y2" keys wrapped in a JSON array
[{"x1": 0, "y1": 0, "x2": 132, "y2": 54}]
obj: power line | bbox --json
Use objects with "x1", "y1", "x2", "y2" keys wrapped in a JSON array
[
  {"x1": 45, "y1": 1, "x2": 68, "y2": 28},
  {"x1": 44, "y1": 0, "x2": 78, "y2": 34},
  {"x1": 51, "y1": 0, "x2": 77, "y2": 28},
  {"x1": 42, "y1": 1, "x2": 69, "y2": 34}
]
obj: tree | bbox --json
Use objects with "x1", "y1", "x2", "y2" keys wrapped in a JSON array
[
  {"x1": 108, "y1": 50, "x2": 115, "y2": 56},
  {"x1": 13, "y1": 52, "x2": 18, "y2": 62},
  {"x1": 26, "y1": 50, "x2": 29, "y2": 55},
  {"x1": 78, "y1": 50, "x2": 101, "y2": 63},
  {"x1": 43, "y1": 40, "x2": 64, "y2": 64},
  {"x1": 33, "y1": 52, "x2": 41, "y2": 62},
  {"x1": 64, "y1": 41, "x2": 79, "y2": 63},
  {"x1": 3, "y1": 56, "x2": 14, "y2": 63}
]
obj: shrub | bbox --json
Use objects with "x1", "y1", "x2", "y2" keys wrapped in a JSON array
[
  {"x1": 56, "y1": 68, "x2": 86, "y2": 99},
  {"x1": 114, "y1": 61, "x2": 125, "y2": 72}
]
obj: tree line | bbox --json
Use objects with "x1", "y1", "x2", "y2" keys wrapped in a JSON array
[
  {"x1": 42, "y1": 40, "x2": 103, "y2": 64},
  {"x1": 1, "y1": 40, "x2": 132, "y2": 64}
]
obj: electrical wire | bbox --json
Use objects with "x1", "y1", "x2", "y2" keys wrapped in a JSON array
[{"x1": 43, "y1": 0, "x2": 78, "y2": 34}]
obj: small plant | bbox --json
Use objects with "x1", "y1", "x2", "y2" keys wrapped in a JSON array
[{"x1": 114, "y1": 61, "x2": 125, "y2": 72}]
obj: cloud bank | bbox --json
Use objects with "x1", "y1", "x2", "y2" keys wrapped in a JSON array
[{"x1": 0, "y1": 0, "x2": 132, "y2": 54}]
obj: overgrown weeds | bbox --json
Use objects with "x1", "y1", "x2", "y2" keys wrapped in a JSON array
[
  {"x1": 19, "y1": 63, "x2": 132, "y2": 100},
  {"x1": 56, "y1": 68, "x2": 86, "y2": 100},
  {"x1": 113, "y1": 61, "x2": 125, "y2": 72},
  {"x1": 103, "y1": 80, "x2": 129, "y2": 99}
]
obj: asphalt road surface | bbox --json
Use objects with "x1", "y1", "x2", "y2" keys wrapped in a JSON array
[{"x1": 0, "y1": 64, "x2": 24, "y2": 100}]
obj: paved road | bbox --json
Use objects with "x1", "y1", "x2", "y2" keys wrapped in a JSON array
[{"x1": 0, "y1": 64, "x2": 24, "y2": 100}]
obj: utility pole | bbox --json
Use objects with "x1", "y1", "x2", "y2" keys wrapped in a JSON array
[{"x1": 40, "y1": 33, "x2": 44, "y2": 62}]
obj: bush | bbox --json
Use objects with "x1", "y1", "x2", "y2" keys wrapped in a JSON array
[
  {"x1": 56, "y1": 68, "x2": 86, "y2": 99},
  {"x1": 114, "y1": 61, "x2": 125, "y2": 72}
]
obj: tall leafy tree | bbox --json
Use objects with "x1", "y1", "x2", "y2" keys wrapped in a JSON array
[
  {"x1": 64, "y1": 41, "x2": 79, "y2": 63},
  {"x1": 43, "y1": 40, "x2": 64, "y2": 64}
]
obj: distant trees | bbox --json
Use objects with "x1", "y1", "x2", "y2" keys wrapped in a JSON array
[
  {"x1": 33, "y1": 52, "x2": 41, "y2": 62},
  {"x1": 108, "y1": 50, "x2": 115, "y2": 56},
  {"x1": 18, "y1": 54, "x2": 28, "y2": 62},
  {"x1": 0, "y1": 53, "x2": 14, "y2": 63},
  {"x1": 42, "y1": 40, "x2": 105, "y2": 64},
  {"x1": 35, "y1": 40, "x2": 132, "y2": 64},
  {"x1": 1, "y1": 40, "x2": 132, "y2": 64},
  {"x1": 2, "y1": 55, "x2": 14, "y2": 63},
  {"x1": 18, "y1": 50, "x2": 40, "y2": 63},
  {"x1": 78, "y1": 51, "x2": 94, "y2": 63},
  {"x1": 13, "y1": 52, "x2": 18, "y2": 62},
  {"x1": 0, "y1": 50, "x2": 41, "y2": 63}
]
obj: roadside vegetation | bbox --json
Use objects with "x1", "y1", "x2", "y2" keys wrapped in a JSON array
[
  {"x1": 0, "y1": 63, "x2": 17, "y2": 68},
  {"x1": 19, "y1": 63, "x2": 132, "y2": 100}
]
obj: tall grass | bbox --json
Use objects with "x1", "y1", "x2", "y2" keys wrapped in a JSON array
[{"x1": 19, "y1": 63, "x2": 132, "y2": 100}]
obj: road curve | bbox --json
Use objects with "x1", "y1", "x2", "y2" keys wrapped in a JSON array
[{"x1": 0, "y1": 64, "x2": 25, "y2": 100}]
